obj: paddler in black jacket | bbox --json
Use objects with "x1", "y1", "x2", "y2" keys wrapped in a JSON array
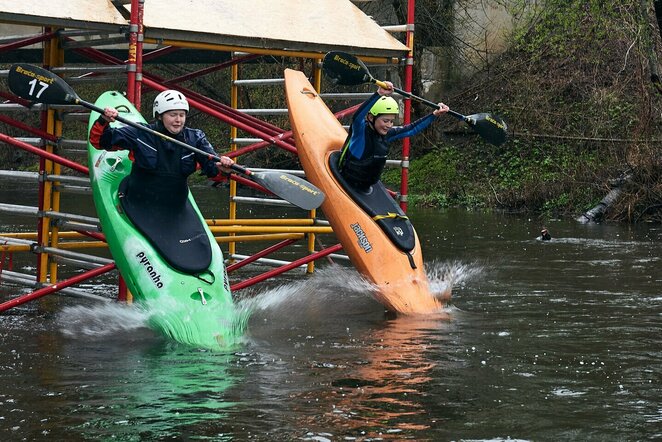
[{"x1": 90, "y1": 90, "x2": 233, "y2": 210}]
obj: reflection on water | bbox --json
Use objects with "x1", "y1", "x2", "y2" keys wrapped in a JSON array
[
  {"x1": 64, "y1": 341, "x2": 239, "y2": 441},
  {"x1": 1, "y1": 180, "x2": 662, "y2": 440},
  {"x1": 315, "y1": 314, "x2": 454, "y2": 437}
]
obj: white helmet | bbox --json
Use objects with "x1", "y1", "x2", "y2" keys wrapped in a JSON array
[{"x1": 153, "y1": 90, "x2": 189, "y2": 117}]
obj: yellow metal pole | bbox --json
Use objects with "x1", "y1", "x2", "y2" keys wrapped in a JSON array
[
  {"x1": 208, "y1": 226, "x2": 333, "y2": 234},
  {"x1": 47, "y1": 32, "x2": 66, "y2": 283},
  {"x1": 305, "y1": 60, "x2": 326, "y2": 273},
  {"x1": 214, "y1": 233, "x2": 304, "y2": 243},
  {"x1": 50, "y1": 241, "x2": 107, "y2": 250},
  {"x1": 0, "y1": 244, "x2": 31, "y2": 253},
  {"x1": 36, "y1": 31, "x2": 59, "y2": 283},
  {"x1": 206, "y1": 218, "x2": 316, "y2": 226}
]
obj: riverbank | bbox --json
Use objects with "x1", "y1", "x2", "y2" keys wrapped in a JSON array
[{"x1": 386, "y1": 136, "x2": 613, "y2": 220}]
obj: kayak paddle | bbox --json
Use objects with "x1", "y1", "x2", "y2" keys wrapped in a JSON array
[
  {"x1": 7, "y1": 63, "x2": 325, "y2": 211},
  {"x1": 322, "y1": 51, "x2": 508, "y2": 146}
]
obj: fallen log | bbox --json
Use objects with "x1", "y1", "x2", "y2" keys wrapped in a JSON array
[{"x1": 577, "y1": 172, "x2": 632, "y2": 223}]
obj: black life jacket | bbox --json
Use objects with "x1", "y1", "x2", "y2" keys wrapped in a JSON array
[{"x1": 339, "y1": 124, "x2": 389, "y2": 188}]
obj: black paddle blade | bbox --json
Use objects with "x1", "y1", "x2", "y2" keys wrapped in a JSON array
[
  {"x1": 251, "y1": 171, "x2": 325, "y2": 210},
  {"x1": 465, "y1": 113, "x2": 508, "y2": 146},
  {"x1": 8, "y1": 64, "x2": 78, "y2": 105},
  {"x1": 322, "y1": 51, "x2": 373, "y2": 86}
]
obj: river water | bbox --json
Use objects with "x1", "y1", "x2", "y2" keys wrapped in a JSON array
[{"x1": 0, "y1": 181, "x2": 661, "y2": 441}]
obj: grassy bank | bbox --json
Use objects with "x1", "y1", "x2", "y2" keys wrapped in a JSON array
[{"x1": 385, "y1": 138, "x2": 612, "y2": 219}]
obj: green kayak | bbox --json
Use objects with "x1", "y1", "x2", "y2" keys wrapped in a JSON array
[{"x1": 86, "y1": 91, "x2": 242, "y2": 349}]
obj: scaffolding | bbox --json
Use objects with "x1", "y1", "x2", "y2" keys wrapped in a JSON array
[{"x1": 0, "y1": 0, "x2": 416, "y2": 310}]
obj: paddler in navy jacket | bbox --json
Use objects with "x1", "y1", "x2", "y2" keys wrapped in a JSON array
[
  {"x1": 90, "y1": 90, "x2": 233, "y2": 210},
  {"x1": 338, "y1": 81, "x2": 449, "y2": 191}
]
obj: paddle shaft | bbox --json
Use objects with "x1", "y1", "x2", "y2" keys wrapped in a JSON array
[
  {"x1": 321, "y1": 51, "x2": 507, "y2": 145},
  {"x1": 77, "y1": 97, "x2": 251, "y2": 176},
  {"x1": 371, "y1": 79, "x2": 467, "y2": 122}
]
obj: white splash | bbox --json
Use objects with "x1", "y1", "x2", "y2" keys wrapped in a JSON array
[
  {"x1": 425, "y1": 259, "x2": 484, "y2": 300},
  {"x1": 57, "y1": 303, "x2": 150, "y2": 337},
  {"x1": 234, "y1": 265, "x2": 378, "y2": 317}
]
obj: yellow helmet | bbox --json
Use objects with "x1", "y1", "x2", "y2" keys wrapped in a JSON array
[{"x1": 369, "y1": 96, "x2": 399, "y2": 116}]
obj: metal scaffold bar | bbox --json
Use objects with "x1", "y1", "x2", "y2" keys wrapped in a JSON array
[
  {"x1": 51, "y1": 65, "x2": 128, "y2": 74},
  {"x1": 237, "y1": 109, "x2": 289, "y2": 116},
  {"x1": 248, "y1": 168, "x2": 307, "y2": 176},
  {"x1": 230, "y1": 244, "x2": 344, "y2": 291},
  {"x1": 215, "y1": 233, "x2": 304, "y2": 243},
  {"x1": 229, "y1": 254, "x2": 302, "y2": 268},
  {"x1": 231, "y1": 197, "x2": 297, "y2": 208},
  {"x1": 39, "y1": 247, "x2": 112, "y2": 265},
  {"x1": 0, "y1": 203, "x2": 101, "y2": 229},
  {"x1": 319, "y1": 92, "x2": 374, "y2": 100},
  {"x1": 0, "y1": 133, "x2": 89, "y2": 174},
  {"x1": 206, "y1": 218, "x2": 320, "y2": 226},
  {"x1": 209, "y1": 225, "x2": 333, "y2": 234},
  {"x1": 233, "y1": 78, "x2": 284, "y2": 87},
  {"x1": 0, "y1": 270, "x2": 110, "y2": 302},
  {"x1": 226, "y1": 239, "x2": 298, "y2": 272},
  {"x1": 0, "y1": 263, "x2": 117, "y2": 312},
  {"x1": 0, "y1": 103, "x2": 84, "y2": 112}
]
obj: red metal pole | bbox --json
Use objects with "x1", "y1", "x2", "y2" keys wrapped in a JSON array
[
  {"x1": 229, "y1": 174, "x2": 269, "y2": 193},
  {"x1": 0, "y1": 133, "x2": 88, "y2": 175},
  {"x1": 117, "y1": 275, "x2": 128, "y2": 302},
  {"x1": 400, "y1": 0, "x2": 416, "y2": 212},
  {"x1": 230, "y1": 243, "x2": 343, "y2": 291},
  {"x1": 142, "y1": 45, "x2": 179, "y2": 61},
  {"x1": 0, "y1": 114, "x2": 58, "y2": 142},
  {"x1": 0, "y1": 32, "x2": 57, "y2": 54},
  {"x1": 226, "y1": 239, "x2": 298, "y2": 273},
  {"x1": 0, "y1": 91, "x2": 35, "y2": 108},
  {"x1": 166, "y1": 54, "x2": 260, "y2": 85},
  {"x1": 126, "y1": 0, "x2": 139, "y2": 103},
  {"x1": 0, "y1": 263, "x2": 116, "y2": 312},
  {"x1": 66, "y1": 43, "x2": 300, "y2": 152},
  {"x1": 134, "y1": 0, "x2": 145, "y2": 110},
  {"x1": 72, "y1": 230, "x2": 106, "y2": 242},
  {"x1": 226, "y1": 104, "x2": 361, "y2": 159}
]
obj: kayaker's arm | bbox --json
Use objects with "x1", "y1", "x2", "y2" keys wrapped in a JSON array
[
  {"x1": 88, "y1": 117, "x2": 110, "y2": 150},
  {"x1": 353, "y1": 92, "x2": 381, "y2": 124},
  {"x1": 89, "y1": 113, "x2": 141, "y2": 153},
  {"x1": 386, "y1": 102, "x2": 449, "y2": 142},
  {"x1": 188, "y1": 128, "x2": 233, "y2": 178},
  {"x1": 385, "y1": 113, "x2": 437, "y2": 142}
]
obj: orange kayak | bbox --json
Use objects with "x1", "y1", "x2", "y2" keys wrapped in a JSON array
[{"x1": 285, "y1": 69, "x2": 442, "y2": 314}]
